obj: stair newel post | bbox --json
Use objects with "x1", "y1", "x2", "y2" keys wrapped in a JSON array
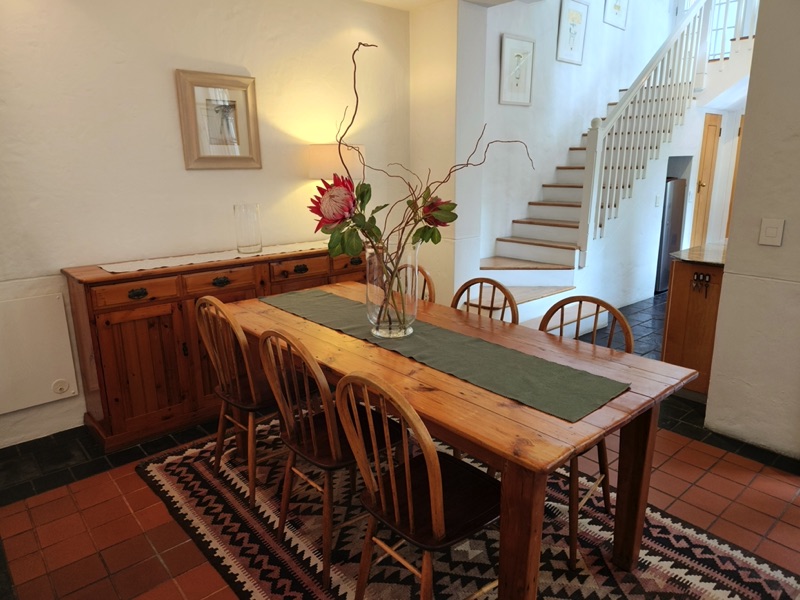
[{"x1": 580, "y1": 118, "x2": 604, "y2": 250}]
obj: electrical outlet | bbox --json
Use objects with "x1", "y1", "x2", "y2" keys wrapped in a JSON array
[{"x1": 758, "y1": 218, "x2": 785, "y2": 246}]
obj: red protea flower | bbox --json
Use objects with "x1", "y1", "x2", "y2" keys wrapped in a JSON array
[
  {"x1": 308, "y1": 174, "x2": 357, "y2": 232},
  {"x1": 422, "y1": 197, "x2": 456, "y2": 227}
]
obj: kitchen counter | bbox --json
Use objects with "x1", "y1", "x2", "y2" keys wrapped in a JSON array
[{"x1": 670, "y1": 241, "x2": 727, "y2": 266}]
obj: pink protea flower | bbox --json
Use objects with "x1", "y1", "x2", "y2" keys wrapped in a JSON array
[
  {"x1": 308, "y1": 174, "x2": 357, "y2": 232},
  {"x1": 422, "y1": 197, "x2": 456, "y2": 227}
]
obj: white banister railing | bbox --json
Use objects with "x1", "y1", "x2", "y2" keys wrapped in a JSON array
[{"x1": 577, "y1": 0, "x2": 706, "y2": 246}]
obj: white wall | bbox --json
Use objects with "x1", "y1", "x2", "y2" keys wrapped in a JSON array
[
  {"x1": 706, "y1": 0, "x2": 800, "y2": 459},
  {"x1": 0, "y1": 0, "x2": 411, "y2": 446}
]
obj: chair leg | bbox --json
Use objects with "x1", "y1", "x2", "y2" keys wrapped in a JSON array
[
  {"x1": 247, "y1": 412, "x2": 257, "y2": 509},
  {"x1": 355, "y1": 516, "x2": 378, "y2": 600},
  {"x1": 420, "y1": 550, "x2": 435, "y2": 600},
  {"x1": 596, "y1": 439, "x2": 612, "y2": 514},
  {"x1": 569, "y1": 456, "x2": 579, "y2": 570},
  {"x1": 278, "y1": 451, "x2": 296, "y2": 539},
  {"x1": 213, "y1": 402, "x2": 228, "y2": 475},
  {"x1": 322, "y1": 471, "x2": 334, "y2": 589}
]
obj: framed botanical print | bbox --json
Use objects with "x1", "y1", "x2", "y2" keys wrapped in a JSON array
[
  {"x1": 604, "y1": 0, "x2": 629, "y2": 30},
  {"x1": 500, "y1": 34, "x2": 535, "y2": 106},
  {"x1": 175, "y1": 69, "x2": 262, "y2": 170},
  {"x1": 556, "y1": 0, "x2": 589, "y2": 66}
]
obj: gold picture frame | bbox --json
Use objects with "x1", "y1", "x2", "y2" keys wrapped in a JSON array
[{"x1": 175, "y1": 69, "x2": 262, "y2": 170}]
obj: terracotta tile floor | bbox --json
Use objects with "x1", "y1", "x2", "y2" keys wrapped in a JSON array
[{"x1": 0, "y1": 426, "x2": 796, "y2": 599}]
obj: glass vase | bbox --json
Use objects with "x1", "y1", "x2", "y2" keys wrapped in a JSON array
[
  {"x1": 365, "y1": 235, "x2": 420, "y2": 338},
  {"x1": 233, "y1": 203, "x2": 263, "y2": 254}
]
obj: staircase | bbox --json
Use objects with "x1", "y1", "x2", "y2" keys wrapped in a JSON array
[{"x1": 480, "y1": 0, "x2": 709, "y2": 324}]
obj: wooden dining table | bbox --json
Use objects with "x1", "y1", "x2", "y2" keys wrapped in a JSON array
[{"x1": 226, "y1": 281, "x2": 697, "y2": 600}]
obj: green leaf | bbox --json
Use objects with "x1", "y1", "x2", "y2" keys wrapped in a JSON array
[
  {"x1": 329, "y1": 228, "x2": 343, "y2": 249},
  {"x1": 370, "y1": 204, "x2": 388, "y2": 215},
  {"x1": 352, "y1": 213, "x2": 367, "y2": 228},
  {"x1": 328, "y1": 237, "x2": 344, "y2": 257},
  {"x1": 356, "y1": 182, "x2": 372, "y2": 212},
  {"x1": 422, "y1": 187, "x2": 431, "y2": 202},
  {"x1": 343, "y1": 228, "x2": 364, "y2": 256},
  {"x1": 431, "y1": 210, "x2": 457, "y2": 224},
  {"x1": 438, "y1": 202, "x2": 457, "y2": 212},
  {"x1": 431, "y1": 228, "x2": 442, "y2": 244},
  {"x1": 412, "y1": 229, "x2": 423, "y2": 245}
]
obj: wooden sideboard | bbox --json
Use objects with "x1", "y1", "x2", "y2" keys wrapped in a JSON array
[
  {"x1": 62, "y1": 245, "x2": 365, "y2": 452},
  {"x1": 661, "y1": 257, "x2": 724, "y2": 395}
]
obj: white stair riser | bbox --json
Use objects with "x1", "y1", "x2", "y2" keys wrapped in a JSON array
[
  {"x1": 542, "y1": 186, "x2": 583, "y2": 202},
  {"x1": 555, "y1": 169, "x2": 586, "y2": 185},
  {"x1": 511, "y1": 222, "x2": 579, "y2": 243},
  {"x1": 495, "y1": 240, "x2": 577, "y2": 266},
  {"x1": 528, "y1": 203, "x2": 581, "y2": 221},
  {"x1": 481, "y1": 268, "x2": 575, "y2": 289},
  {"x1": 567, "y1": 149, "x2": 586, "y2": 166}
]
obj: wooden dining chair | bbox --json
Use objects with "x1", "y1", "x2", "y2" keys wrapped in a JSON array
[
  {"x1": 336, "y1": 372, "x2": 501, "y2": 600},
  {"x1": 396, "y1": 263, "x2": 436, "y2": 303},
  {"x1": 450, "y1": 277, "x2": 519, "y2": 324},
  {"x1": 538, "y1": 295, "x2": 634, "y2": 569},
  {"x1": 195, "y1": 296, "x2": 279, "y2": 509},
  {"x1": 259, "y1": 329, "x2": 399, "y2": 589}
]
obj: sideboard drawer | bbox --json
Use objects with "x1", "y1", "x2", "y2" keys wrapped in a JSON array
[
  {"x1": 184, "y1": 266, "x2": 257, "y2": 295},
  {"x1": 331, "y1": 253, "x2": 365, "y2": 275},
  {"x1": 91, "y1": 277, "x2": 180, "y2": 309},
  {"x1": 270, "y1": 255, "x2": 329, "y2": 282}
]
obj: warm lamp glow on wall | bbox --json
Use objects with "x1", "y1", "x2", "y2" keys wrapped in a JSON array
[{"x1": 306, "y1": 144, "x2": 364, "y2": 180}]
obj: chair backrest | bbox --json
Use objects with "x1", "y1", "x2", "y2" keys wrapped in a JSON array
[
  {"x1": 195, "y1": 296, "x2": 262, "y2": 409},
  {"x1": 336, "y1": 372, "x2": 446, "y2": 540},
  {"x1": 538, "y1": 295, "x2": 634, "y2": 353},
  {"x1": 259, "y1": 328, "x2": 342, "y2": 461},
  {"x1": 396, "y1": 264, "x2": 436, "y2": 303},
  {"x1": 450, "y1": 277, "x2": 519, "y2": 324}
]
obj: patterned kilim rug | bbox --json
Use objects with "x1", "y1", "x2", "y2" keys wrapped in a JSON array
[{"x1": 137, "y1": 421, "x2": 800, "y2": 599}]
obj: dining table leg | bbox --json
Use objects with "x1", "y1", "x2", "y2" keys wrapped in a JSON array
[
  {"x1": 499, "y1": 462, "x2": 548, "y2": 600},
  {"x1": 612, "y1": 404, "x2": 659, "y2": 569}
]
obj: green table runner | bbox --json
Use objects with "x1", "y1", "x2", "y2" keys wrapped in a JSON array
[{"x1": 260, "y1": 289, "x2": 630, "y2": 423}]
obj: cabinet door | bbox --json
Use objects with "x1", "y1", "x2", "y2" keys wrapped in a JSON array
[
  {"x1": 662, "y1": 261, "x2": 723, "y2": 393},
  {"x1": 95, "y1": 302, "x2": 192, "y2": 436}
]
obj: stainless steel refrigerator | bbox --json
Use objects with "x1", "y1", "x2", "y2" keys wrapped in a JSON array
[{"x1": 655, "y1": 177, "x2": 686, "y2": 293}]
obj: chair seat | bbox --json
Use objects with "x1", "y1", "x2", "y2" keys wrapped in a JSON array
[{"x1": 360, "y1": 451, "x2": 501, "y2": 551}]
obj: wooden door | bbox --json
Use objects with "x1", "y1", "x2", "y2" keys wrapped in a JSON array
[
  {"x1": 690, "y1": 113, "x2": 722, "y2": 247},
  {"x1": 726, "y1": 114, "x2": 745, "y2": 238},
  {"x1": 95, "y1": 302, "x2": 192, "y2": 436}
]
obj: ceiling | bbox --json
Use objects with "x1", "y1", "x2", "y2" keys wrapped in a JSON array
[{"x1": 360, "y1": 0, "x2": 519, "y2": 10}]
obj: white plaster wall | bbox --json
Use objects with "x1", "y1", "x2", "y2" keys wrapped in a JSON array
[
  {"x1": 706, "y1": 0, "x2": 800, "y2": 459},
  {"x1": 0, "y1": 0, "x2": 410, "y2": 446}
]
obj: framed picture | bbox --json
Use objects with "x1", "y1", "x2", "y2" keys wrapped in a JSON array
[
  {"x1": 556, "y1": 0, "x2": 589, "y2": 65},
  {"x1": 175, "y1": 69, "x2": 262, "y2": 170},
  {"x1": 500, "y1": 34, "x2": 535, "y2": 106},
  {"x1": 603, "y1": 0, "x2": 629, "y2": 30}
]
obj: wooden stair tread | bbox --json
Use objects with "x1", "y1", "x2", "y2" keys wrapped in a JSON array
[
  {"x1": 528, "y1": 201, "x2": 581, "y2": 208},
  {"x1": 542, "y1": 183, "x2": 583, "y2": 189},
  {"x1": 480, "y1": 257, "x2": 574, "y2": 271},
  {"x1": 497, "y1": 236, "x2": 579, "y2": 250},
  {"x1": 506, "y1": 286, "x2": 576, "y2": 305},
  {"x1": 513, "y1": 218, "x2": 578, "y2": 228},
  {"x1": 556, "y1": 166, "x2": 585, "y2": 170}
]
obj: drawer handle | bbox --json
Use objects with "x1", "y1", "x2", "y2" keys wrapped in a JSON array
[
  {"x1": 128, "y1": 287, "x2": 148, "y2": 300},
  {"x1": 212, "y1": 276, "x2": 231, "y2": 288},
  {"x1": 293, "y1": 264, "x2": 309, "y2": 274},
  {"x1": 349, "y1": 257, "x2": 363, "y2": 266}
]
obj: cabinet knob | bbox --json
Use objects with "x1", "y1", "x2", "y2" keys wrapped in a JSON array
[
  {"x1": 212, "y1": 276, "x2": 231, "y2": 288},
  {"x1": 293, "y1": 264, "x2": 309, "y2": 274},
  {"x1": 128, "y1": 287, "x2": 148, "y2": 300},
  {"x1": 349, "y1": 257, "x2": 363, "y2": 266}
]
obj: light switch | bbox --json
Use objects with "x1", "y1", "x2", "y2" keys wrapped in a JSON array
[{"x1": 758, "y1": 218, "x2": 785, "y2": 246}]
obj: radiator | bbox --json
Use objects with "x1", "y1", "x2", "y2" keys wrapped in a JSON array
[{"x1": 0, "y1": 293, "x2": 79, "y2": 416}]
